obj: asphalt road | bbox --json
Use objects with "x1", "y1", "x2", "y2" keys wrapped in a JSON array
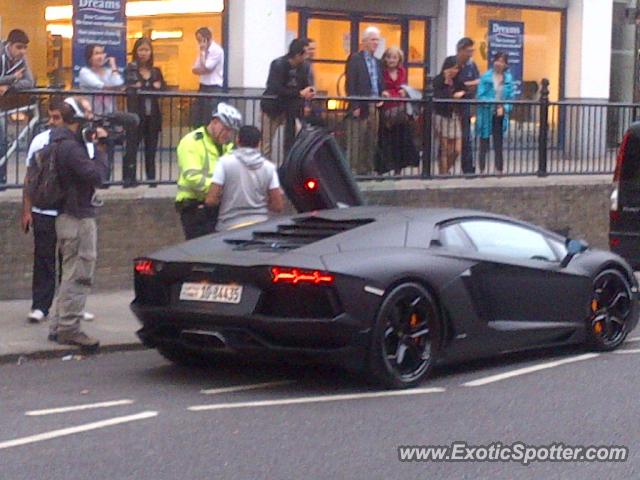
[{"x1": 1, "y1": 338, "x2": 639, "y2": 480}]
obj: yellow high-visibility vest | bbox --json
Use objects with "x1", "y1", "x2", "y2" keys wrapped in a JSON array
[{"x1": 175, "y1": 126, "x2": 234, "y2": 203}]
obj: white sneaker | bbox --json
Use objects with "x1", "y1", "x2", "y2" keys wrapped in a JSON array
[
  {"x1": 82, "y1": 311, "x2": 95, "y2": 322},
  {"x1": 27, "y1": 309, "x2": 46, "y2": 324}
]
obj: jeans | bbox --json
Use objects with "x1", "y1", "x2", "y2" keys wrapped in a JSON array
[
  {"x1": 32, "y1": 212, "x2": 59, "y2": 316},
  {"x1": 479, "y1": 115, "x2": 505, "y2": 172},
  {"x1": 106, "y1": 112, "x2": 140, "y2": 185}
]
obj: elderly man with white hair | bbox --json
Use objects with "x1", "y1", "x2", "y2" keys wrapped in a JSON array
[{"x1": 344, "y1": 26, "x2": 384, "y2": 175}]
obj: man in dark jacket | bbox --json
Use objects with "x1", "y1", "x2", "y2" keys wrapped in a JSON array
[
  {"x1": 260, "y1": 38, "x2": 315, "y2": 159},
  {"x1": 345, "y1": 26, "x2": 384, "y2": 175},
  {"x1": 48, "y1": 99, "x2": 109, "y2": 352}
]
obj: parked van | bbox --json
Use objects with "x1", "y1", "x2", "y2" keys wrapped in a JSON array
[{"x1": 609, "y1": 123, "x2": 640, "y2": 268}]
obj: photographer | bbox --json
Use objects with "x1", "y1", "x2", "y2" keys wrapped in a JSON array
[
  {"x1": 79, "y1": 43, "x2": 140, "y2": 188},
  {"x1": 21, "y1": 96, "x2": 95, "y2": 324},
  {"x1": 48, "y1": 98, "x2": 109, "y2": 352},
  {"x1": 125, "y1": 37, "x2": 165, "y2": 184}
]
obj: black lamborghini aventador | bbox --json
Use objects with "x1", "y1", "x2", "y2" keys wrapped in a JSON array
[{"x1": 131, "y1": 206, "x2": 639, "y2": 388}]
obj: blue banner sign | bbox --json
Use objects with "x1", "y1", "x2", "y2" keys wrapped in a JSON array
[
  {"x1": 488, "y1": 20, "x2": 524, "y2": 98},
  {"x1": 72, "y1": 0, "x2": 127, "y2": 86}
]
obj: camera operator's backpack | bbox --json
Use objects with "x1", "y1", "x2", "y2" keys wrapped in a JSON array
[{"x1": 26, "y1": 139, "x2": 66, "y2": 211}]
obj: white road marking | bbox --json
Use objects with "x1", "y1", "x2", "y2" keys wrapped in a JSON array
[
  {"x1": 613, "y1": 348, "x2": 640, "y2": 354},
  {"x1": 0, "y1": 411, "x2": 158, "y2": 450},
  {"x1": 188, "y1": 387, "x2": 446, "y2": 412},
  {"x1": 626, "y1": 336, "x2": 640, "y2": 343},
  {"x1": 25, "y1": 399, "x2": 135, "y2": 416},
  {"x1": 462, "y1": 353, "x2": 600, "y2": 387},
  {"x1": 200, "y1": 380, "x2": 295, "y2": 395}
]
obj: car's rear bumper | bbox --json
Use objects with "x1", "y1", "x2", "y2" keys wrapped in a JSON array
[
  {"x1": 609, "y1": 231, "x2": 640, "y2": 269},
  {"x1": 130, "y1": 301, "x2": 371, "y2": 371}
]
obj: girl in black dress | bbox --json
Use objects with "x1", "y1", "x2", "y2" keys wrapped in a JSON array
[{"x1": 126, "y1": 37, "x2": 165, "y2": 183}]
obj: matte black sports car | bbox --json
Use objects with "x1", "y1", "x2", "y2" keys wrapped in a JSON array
[{"x1": 131, "y1": 206, "x2": 639, "y2": 388}]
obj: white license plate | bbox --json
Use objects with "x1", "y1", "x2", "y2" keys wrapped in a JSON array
[{"x1": 179, "y1": 283, "x2": 243, "y2": 304}]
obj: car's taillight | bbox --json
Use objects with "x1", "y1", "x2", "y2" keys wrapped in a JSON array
[
  {"x1": 135, "y1": 259, "x2": 156, "y2": 276},
  {"x1": 304, "y1": 178, "x2": 319, "y2": 191},
  {"x1": 271, "y1": 267, "x2": 334, "y2": 285},
  {"x1": 613, "y1": 132, "x2": 631, "y2": 183}
]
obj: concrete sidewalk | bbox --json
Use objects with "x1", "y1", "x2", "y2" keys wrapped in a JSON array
[{"x1": 0, "y1": 290, "x2": 143, "y2": 363}]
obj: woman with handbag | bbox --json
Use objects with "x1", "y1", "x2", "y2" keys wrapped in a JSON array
[{"x1": 376, "y1": 47, "x2": 419, "y2": 175}]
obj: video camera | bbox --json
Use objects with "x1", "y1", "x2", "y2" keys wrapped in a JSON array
[{"x1": 82, "y1": 115, "x2": 127, "y2": 146}]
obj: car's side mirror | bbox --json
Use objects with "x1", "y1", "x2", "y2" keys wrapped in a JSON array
[{"x1": 560, "y1": 239, "x2": 588, "y2": 268}]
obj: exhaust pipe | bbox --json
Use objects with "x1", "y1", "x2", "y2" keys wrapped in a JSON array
[{"x1": 180, "y1": 330, "x2": 228, "y2": 350}]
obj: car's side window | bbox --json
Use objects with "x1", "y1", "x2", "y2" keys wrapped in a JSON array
[
  {"x1": 439, "y1": 224, "x2": 471, "y2": 250},
  {"x1": 458, "y1": 220, "x2": 558, "y2": 262}
]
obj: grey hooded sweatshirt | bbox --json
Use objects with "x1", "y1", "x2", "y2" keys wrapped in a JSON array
[{"x1": 212, "y1": 147, "x2": 280, "y2": 231}]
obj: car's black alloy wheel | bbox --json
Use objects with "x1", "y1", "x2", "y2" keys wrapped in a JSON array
[
  {"x1": 369, "y1": 282, "x2": 440, "y2": 389},
  {"x1": 587, "y1": 269, "x2": 632, "y2": 351}
]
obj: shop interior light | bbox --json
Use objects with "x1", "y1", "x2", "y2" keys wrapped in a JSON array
[
  {"x1": 45, "y1": 0, "x2": 224, "y2": 22},
  {"x1": 45, "y1": 5, "x2": 73, "y2": 22},
  {"x1": 151, "y1": 29, "x2": 183, "y2": 40},
  {"x1": 46, "y1": 24, "x2": 74, "y2": 39},
  {"x1": 127, "y1": 0, "x2": 224, "y2": 16}
]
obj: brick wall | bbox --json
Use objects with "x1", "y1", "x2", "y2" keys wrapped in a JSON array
[{"x1": 0, "y1": 178, "x2": 613, "y2": 300}]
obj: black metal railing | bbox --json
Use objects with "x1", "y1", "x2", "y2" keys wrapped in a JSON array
[{"x1": 0, "y1": 82, "x2": 633, "y2": 190}]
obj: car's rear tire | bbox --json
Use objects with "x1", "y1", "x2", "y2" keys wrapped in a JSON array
[
  {"x1": 367, "y1": 282, "x2": 441, "y2": 389},
  {"x1": 156, "y1": 343, "x2": 218, "y2": 367},
  {"x1": 586, "y1": 268, "x2": 632, "y2": 351}
]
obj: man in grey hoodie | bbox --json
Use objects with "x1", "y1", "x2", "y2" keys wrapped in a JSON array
[
  {"x1": 205, "y1": 125, "x2": 284, "y2": 231},
  {"x1": 0, "y1": 29, "x2": 35, "y2": 189}
]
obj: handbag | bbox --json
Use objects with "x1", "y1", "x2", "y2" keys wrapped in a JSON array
[{"x1": 382, "y1": 104, "x2": 408, "y2": 128}]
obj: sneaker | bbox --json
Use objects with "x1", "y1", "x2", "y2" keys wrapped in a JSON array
[
  {"x1": 82, "y1": 311, "x2": 95, "y2": 322},
  {"x1": 56, "y1": 331, "x2": 100, "y2": 353},
  {"x1": 27, "y1": 309, "x2": 46, "y2": 324}
]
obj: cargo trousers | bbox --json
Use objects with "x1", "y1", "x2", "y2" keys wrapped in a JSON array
[{"x1": 50, "y1": 214, "x2": 98, "y2": 336}]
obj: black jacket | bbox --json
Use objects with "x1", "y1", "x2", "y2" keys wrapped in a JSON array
[
  {"x1": 125, "y1": 63, "x2": 165, "y2": 131},
  {"x1": 261, "y1": 55, "x2": 309, "y2": 117},
  {"x1": 432, "y1": 74, "x2": 465, "y2": 118},
  {"x1": 52, "y1": 127, "x2": 109, "y2": 219},
  {"x1": 345, "y1": 51, "x2": 384, "y2": 118}
]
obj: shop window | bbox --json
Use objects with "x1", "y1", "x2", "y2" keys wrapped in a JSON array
[
  {"x1": 408, "y1": 20, "x2": 425, "y2": 64},
  {"x1": 45, "y1": 5, "x2": 223, "y2": 90},
  {"x1": 465, "y1": 4, "x2": 562, "y2": 101},
  {"x1": 408, "y1": 67, "x2": 424, "y2": 91},
  {"x1": 314, "y1": 62, "x2": 348, "y2": 97},
  {"x1": 287, "y1": 11, "x2": 299, "y2": 45},
  {"x1": 307, "y1": 18, "x2": 352, "y2": 61}
]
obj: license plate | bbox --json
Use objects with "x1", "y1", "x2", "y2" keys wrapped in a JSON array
[{"x1": 179, "y1": 283, "x2": 243, "y2": 304}]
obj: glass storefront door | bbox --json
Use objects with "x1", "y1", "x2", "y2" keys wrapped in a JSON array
[{"x1": 287, "y1": 9, "x2": 430, "y2": 97}]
